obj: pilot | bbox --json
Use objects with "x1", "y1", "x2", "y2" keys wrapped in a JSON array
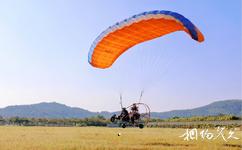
[
  {"x1": 130, "y1": 104, "x2": 140, "y2": 124},
  {"x1": 131, "y1": 103, "x2": 138, "y2": 112},
  {"x1": 119, "y1": 108, "x2": 129, "y2": 122}
]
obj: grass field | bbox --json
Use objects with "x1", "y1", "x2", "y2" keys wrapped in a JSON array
[{"x1": 0, "y1": 126, "x2": 241, "y2": 150}]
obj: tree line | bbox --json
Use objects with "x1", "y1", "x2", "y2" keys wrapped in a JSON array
[
  {"x1": 0, "y1": 115, "x2": 109, "y2": 127},
  {"x1": 149, "y1": 114, "x2": 241, "y2": 122},
  {"x1": 0, "y1": 114, "x2": 240, "y2": 127}
]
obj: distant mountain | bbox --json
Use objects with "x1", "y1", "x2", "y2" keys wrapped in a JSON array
[
  {"x1": 0, "y1": 100, "x2": 241, "y2": 119},
  {"x1": 152, "y1": 99, "x2": 242, "y2": 119},
  {"x1": 0, "y1": 102, "x2": 96, "y2": 118}
]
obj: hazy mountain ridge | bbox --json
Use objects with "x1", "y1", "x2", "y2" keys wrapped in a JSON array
[
  {"x1": 0, "y1": 102, "x2": 96, "y2": 118},
  {"x1": 152, "y1": 99, "x2": 242, "y2": 119},
  {"x1": 0, "y1": 100, "x2": 241, "y2": 119}
]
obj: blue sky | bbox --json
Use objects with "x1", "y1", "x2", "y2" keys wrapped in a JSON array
[{"x1": 0, "y1": 0, "x2": 241, "y2": 111}]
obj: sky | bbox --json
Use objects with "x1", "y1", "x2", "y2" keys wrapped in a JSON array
[{"x1": 0, "y1": 0, "x2": 241, "y2": 112}]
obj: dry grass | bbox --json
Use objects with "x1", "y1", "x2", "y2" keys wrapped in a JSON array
[{"x1": 0, "y1": 126, "x2": 241, "y2": 150}]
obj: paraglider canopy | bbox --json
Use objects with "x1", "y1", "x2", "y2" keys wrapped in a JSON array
[{"x1": 88, "y1": 10, "x2": 204, "y2": 69}]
